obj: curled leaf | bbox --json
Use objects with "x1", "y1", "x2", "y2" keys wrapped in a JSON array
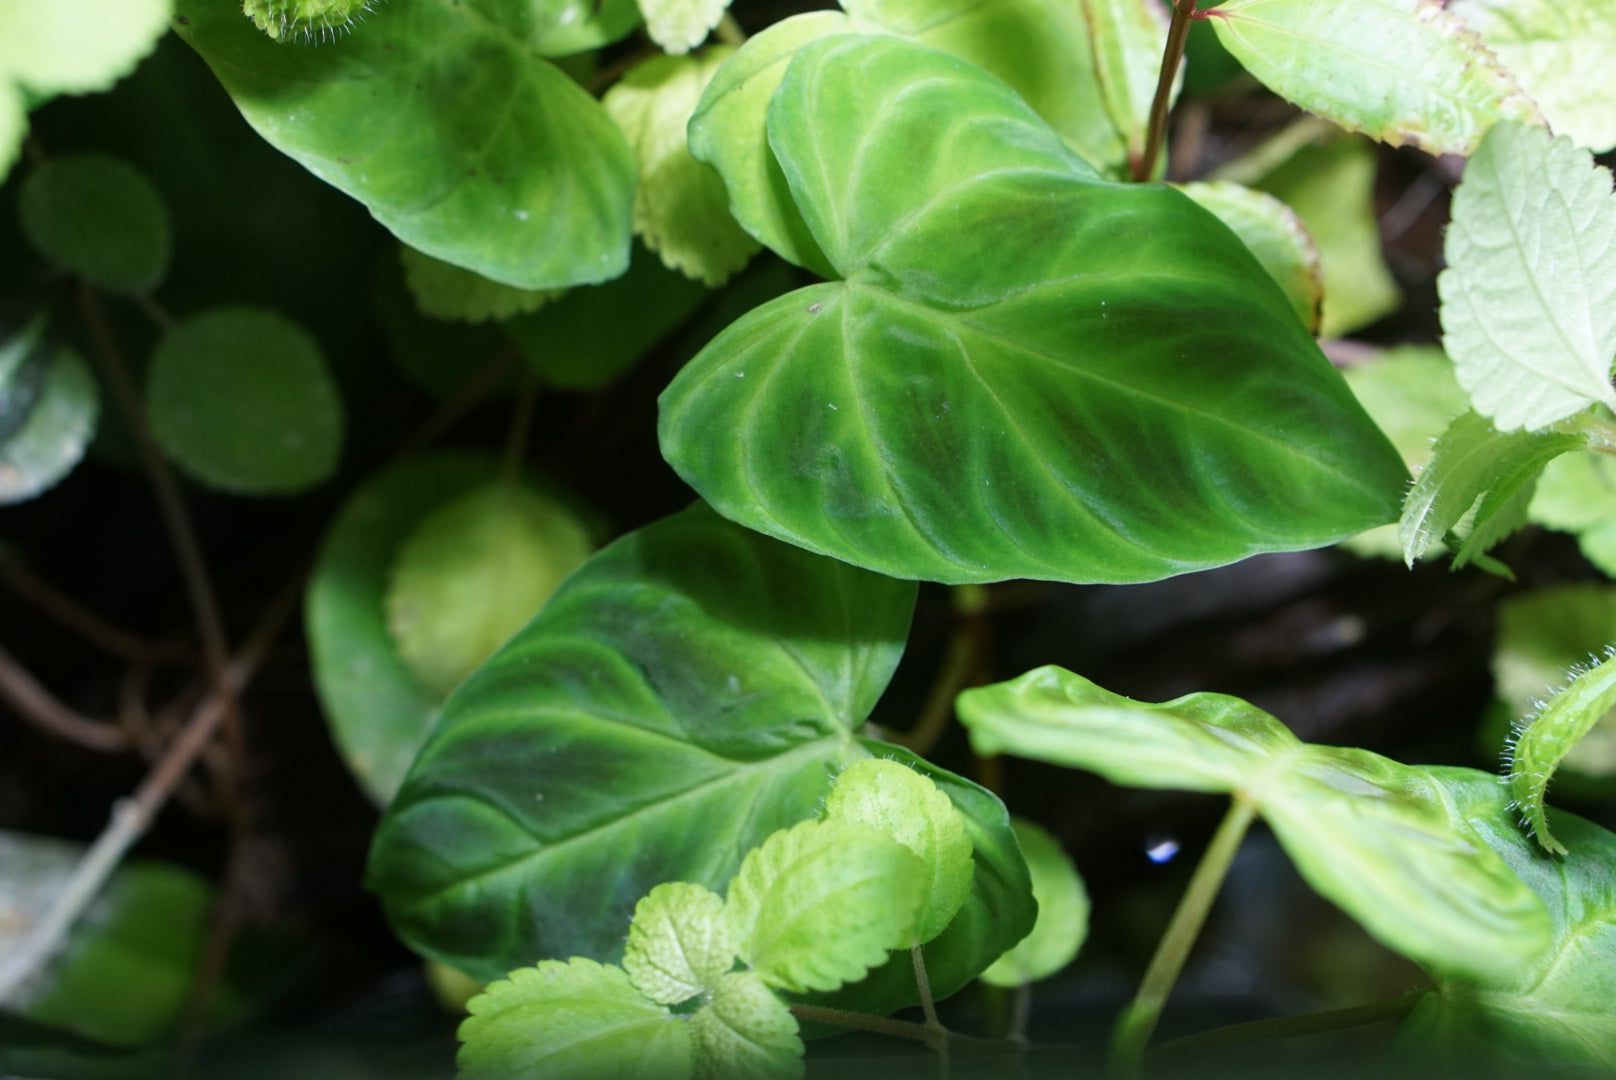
[{"x1": 1509, "y1": 652, "x2": 1616, "y2": 855}]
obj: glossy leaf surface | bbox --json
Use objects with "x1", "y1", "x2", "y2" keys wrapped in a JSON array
[
  {"x1": 1205, "y1": 0, "x2": 1538, "y2": 156},
  {"x1": 978, "y1": 819, "x2": 1088, "y2": 988},
  {"x1": 1510, "y1": 653, "x2": 1616, "y2": 855},
  {"x1": 958, "y1": 666, "x2": 1553, "y2": 983},
  {"x1": 1440, "y1": 121, "x2": 1616, "y2": 431},
  {"x1": 622, "y1": 882, "x2": 731, "y2": 1006},
  {"x1": 1452, "y1": 0, "x2": 1616, "y2": 153},
  {"x1": 457, "y1": 959, "x2": 693, "y2": 1080},
  {"x1": 0, "y1": 320, "x2": 98, "y2": 507},
  {"x1": 822, "y1": 758, "x2": 973, "y2": 943},
  {"x1": 146, "y1": 307, "x2": 343, "y2": 495},
  {"x1": 18, "y1": 155, "x2": 170, "y2": 293},
  {"x1": 173, "y1": 0, "x2": 637, "y2": 289},
  {"x1": 1400, "y1": 411, "x2": 1587, "y2": 568},
  {"x1": 366, "y1": 503, "x2": 916, "y2": 981},
  {"x1": 688, "y1": 972, "x2": 803, "y2": 1080},
  {"x1": 605, "y1": 49, "x2": 758, "y2": 287},
  {"x1": 307, "y1": 454, "x2": 499, "y2": 805},
  {"x1": 723, "y1": 819, "x2": 923, "y2": 994},
  {"x1": 1400, "y1": 772, "x2": 1616, "y2": 1071},
  {"x1": 664, "y1": 36, "x2": 1406, "y2": 585},
  {"x1": 398, "y1": 246, "x2": 559, "y2": 324},
  {"x1": 1175, "y1": 180, "x2": 1322, "y2": 334}
]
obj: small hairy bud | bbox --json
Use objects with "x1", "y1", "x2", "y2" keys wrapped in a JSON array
[{"x1": 241, "y1": 0, "x2": 378, "y2": 42}]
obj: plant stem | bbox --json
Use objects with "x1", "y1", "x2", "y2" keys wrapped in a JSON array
[
  {"x1": 1133, "y1": 0, "x2": 1199, "y2": 182},
  {"x1": 0, "y1": 641, "x2": 130, "y2": 752},
  {"x1": 502, "y1": 374, "x2": 539, "y2": 483},
  {"x1": 715, "y1": 12, "x2": 747, "y2": 46},
  {"x1": 0, "y1": 556, "x2": 186, "y2": 665},
  {"x1": 1148, "y1": 988, "x2": 1426, "y2": 1063},
  {"x1": 890, "y1": 585, "x2": 990, "y2": 756},
  {"x1": 790, "y1": 1005, "x2": 943, "y2": 1046},
  {"x1": 1109, "y1": 792, "x2": 1257, "y2": 1075}
]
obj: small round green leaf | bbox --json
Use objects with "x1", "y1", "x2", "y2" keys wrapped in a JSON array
[
  {"x1": 822, "y1": 758, "x2": 973, "y2": 943},
  {"x1": 18, "y1": 155, "x2": 169, "y2": 292},
  {"x1": 978, "y1": 819, "x2": 1088, "y2": 987},
  {"x1": 0, "y1": 321, "x2": 98, "y2": 506},
  {"x1": 723, "y1": 819, "x2": 925, "y2": 994},
  {"x1": 146, "y1": 306, "x2": 343, "y2": 495},
  {"x1": 398, "y1": 245, "x2": 561, "y2": 324},
  {"x1": 688, "y1": 971, "x2": 803, "y2": 1080},
  {"x1": 458, "y1": 958, "x2": 693, "y2": 1080},
  {"x1": 385, "y1": 480, "x2": 593, "y2": 699},
  {"x1": 623, "y1": 882, "x2": 733, "y2": 1006}
]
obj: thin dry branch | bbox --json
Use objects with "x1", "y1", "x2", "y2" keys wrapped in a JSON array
[{"x1": 0, "y1": 641, "x2": 130, "y2": 752}]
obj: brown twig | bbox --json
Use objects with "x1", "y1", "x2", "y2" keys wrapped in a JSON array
[
  {"x1": 0, "y1": 557, "x2": 189, "y2": 665},
  {"x1": 0, "y1": 641, "x2": 130, "y2": 752},
  {"x1": 1134, "y1": 0, "x2": 1200, "y2": 182}
]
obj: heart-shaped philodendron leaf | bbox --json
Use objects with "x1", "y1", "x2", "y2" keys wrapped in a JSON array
[
  {"x1": 1398, "y1": 771, "x2": 1616, "y2": 1072},
  {"x1": 367, "y1": 502, "x2": 1033, "y2": 1012},
  {"x1": 958, "y1": 666, "x2": 1554, "y2": 984},
  {"x1": 1508, "y1": 650, "x2": 1616, "y2": 856},
  {"x1": 662, "y1": 35, "x2": 1406, "y2": 587},
  {"x1": 173, "y1": 0, "x2": 637, "y2": 290}
]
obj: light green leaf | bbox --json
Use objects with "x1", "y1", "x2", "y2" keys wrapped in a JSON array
[
  {"x1": 1530, "y1": 453, "x2": 1616, "y2": 577},
  {"x1": 385, "y1": 480, "x2": 593, "y2": 700},
  {"x1": 1399, "y1": 411, "x2": 1588, "y2": 568},
  {"x1": 1399, "y1": 772, "x2": 1616, "y2": 1071},
  {"x1": 1174, "y1": 180, "x2": 1323, "y2": 333},
  {"x1": 637, "y1": 0, "x2": 731, "y2": 55},
  {"x1": 0, "y1": 83, "x2": 22, "y2": 182},
  {"x1": 146, "y1": 307, "x2": 343, "y2": 495},
  {"x1": 307, "y1": 455, "x2": 499, "y2": 806},
  {"x1": 604, "y1": 49, "x2": 759, "y2": 287},
  {"x1": 663, "y1": 35, "x2": 1407, "y2": 586},
  {"x1": 1440, "y1": 121, "x2": 1616, "y2": 431},
  {"x1": 978, "y1": 819, "x2": 1088, "y2": 988},
  {"x1": 18, "y1": 155, "x2": 170, "y2": 293},
  {"x1": 1204, "y1": 0, "x2": 1539, "y2": 156},
  {"x1": 173, "y1": 0, "x2": 637, "y2": 289},
  {"x1": 958, "y1": 666, "x2": 1554, "y2": 983},
  {"x1": 0, "y1": 832, "x2": 211, "y2": 1047},
  {"x1": 0, "y1": 0, "x2": 171, "y2": 97},
  {"x1": 687, "y1": 972, "x2": 802, "y2": 1080},
  {"x1": 723, "y1": 819, "x2": 925, "y2": 994},
  {"x1": 822, "y1": 758, "x2": 973, "y2": 944},
  {"x1": 622, "y1": 883, "x2": 732, "y2": 1006},
  {"x1": 457, "y1": 958, "x2": 693, "y2": 1080},
  {"x1": 1451, "y1": 0, "x2": 1616, "y2": 154},
  {"x1": 1509, "y1": 653, "x2": 1616, "y2": 855},
  {"x1": 1245, "y1": 136, "x2": 1400, "y2": 338},
  {"x1": 398, "y1": 246, "x2": 560, "y2": 324},
  {"x1": 1080, "y1": 0, "x2": 1175, "y2": 175},
  {"x1": 0, "y1": 320, "x2": 98, "y2": 507},
  {"x1": 367, "y1": 503, "x2": 918, "y2": 982}
]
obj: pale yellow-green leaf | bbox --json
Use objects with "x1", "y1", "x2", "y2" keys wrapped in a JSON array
[
  {"x1": 687, "y1": 972, "x2": 803, "y2": 1080},
  {"x1": 398, "y1": 246, "x2": 561, "y2": 323},
  {"x1": 1451, "y1": 0, "x2": 1616, "y2": 153},
  {"x1": 1205, "y1": 0, "x2": 1539, "y2": 156},
  {"x1": 637, "y1": 0, "x2": 731, "y2": 55},
  {"x1": 978, "y1": 819, "x2": 1087, "y2": 987},
  {"x1": 623, "y1": 882, "x2": 733, "y2": 1006},
  {"x1": 0, "y1": 83, "x2": 22, "y2": 183},
  {"x1": 1440, "y1": 121, "x2": 1616, "y2": 431},
  {"x1": 605, "y1": 49, "x2": 758, "y2": 287},
  {"x1": 1175, "y1": 180, "x2": 1323, "y2": 333},
  {"x1": 0, "y1": 0, "x2": 171, "y2": 97},
  {"x1": 1531, "y1": 453, "x2": 1616, "y2": 577}
]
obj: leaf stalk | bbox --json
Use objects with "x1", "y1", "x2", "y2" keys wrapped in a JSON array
[{"x1": 1134, "y1": 0, "x2": 1200, "y2": 183}]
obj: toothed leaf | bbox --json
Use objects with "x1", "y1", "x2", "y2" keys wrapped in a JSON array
[
  {"x1": 687, "y1": 972, "x2": 803, "y2": 1080},
  {"x1": 623, "y1": 883, "x2": 732, "y2": 1006}
]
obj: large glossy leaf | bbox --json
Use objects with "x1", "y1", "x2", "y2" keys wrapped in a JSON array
[
  {"x1": 1204, "y1": 0, "x2": 1539, "y2": 156},
  {"x1": 365, "y1": 502, "x2": 917, "y2": 982},
  {"x1": 307, "y1": 454, "x2": 499, "y2": 805},
  {"x1": 1440, "y1": 121, "x2": 1616, "y2": 431},
  {"x1": 958, "y1": 666, "x2": 1553, "y2": 983},
  {"x1": 1399, "y1": 772, "x2": 1616, "y2": 1071},
  {"x1": 173, "y1": 0, "x2": 637, "y2": 289},
  {"x1": 1174, "y1": 180, "x2": 1323, "y2": 334},
  {"x1": 663, "y1": 36, "x2": 1406, "y2": 586}
]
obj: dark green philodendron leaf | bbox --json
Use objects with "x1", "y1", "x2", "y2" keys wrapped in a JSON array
[
  {"x1": 1495, "y1": 586, "x2": 1616, "y2": 788},
  {"x1": 978, "y1": 818, "x2": 1088, "y2": 988},
  {"x1": 622, "y1": 882, "x2": 731, "y2": 1005},
  {"x1": 1400, "y1": 411, "x2": 1588, "y2": 570},
  {"x1": 1204, "y1": 0, "x2": 1540, "y2": 157},
  {"x1": 663, "y1": 36, "x2": 1406, "y2": 586},
  {"x1": 385, "y1": 480, "x2": 594, "y2": 699},
  {"x1": 398, "y1": 246, "x2": 560, "y2": 323},
  {"x1": 688, "y1": 972, "x2": 803, "y2": 1080},
  {"x1": 366, "y1": 502, "x2": 917, "y2": 982},
  {"x1": 723, "y1": 819, "x2": 925, "y2": 994},
  {"x1": 18, "y1": 155, "x2": 170, "y2": 293},
  {"x1": 1399, "y1": 771, "x2": 1616, "y2": 1071},
  {"x1": 307, "y1": 454, "x2": 499, "y2": 805},
  {"x1": 1174, "y1": 180, "x2": 1323, "y2": 334},
  {"x1": 0, "y1": 319, "x2": 99, "y2": 506},
  {"x1": 687, "y1": 0, "x2": 1123, "y2": 275},
  {"x1": 958, "y1": 666, "x2": 1553, "y2": 983},
  {"x1": 821, "y1": 758, "x2": 973, "y2": 944},
  {"x1": 173, "y1": 0, "x2": 637, "y2": 289},
  {"x1": 146, "y1": 307, "x2": 343, "y2": 495},
  {"x1": 457, "y1": 958, "x2": 693, "y2": 1080},
  {"x1": 1509, "y1": 652, "x2": 1616, "y2": 855},
  {"x1": 0, "y1": 832, "x2": 211, "y2": 1047}
]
